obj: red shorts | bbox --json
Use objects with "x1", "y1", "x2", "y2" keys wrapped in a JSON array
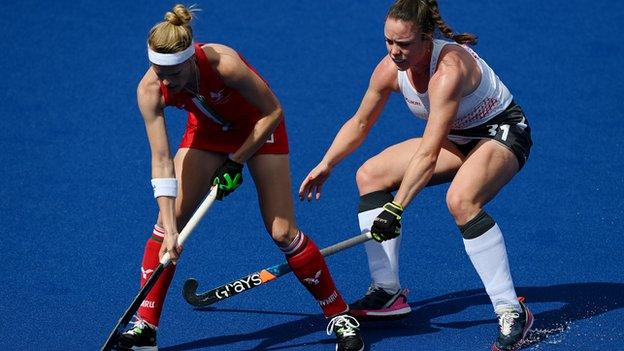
[{"x1": 179, "y1": 113, "x2": 289, "y2": 155}]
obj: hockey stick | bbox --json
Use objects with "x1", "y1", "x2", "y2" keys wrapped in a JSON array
[
  {"x1": 182, "y1": 231, "x2": 373, "y2": 307},
  {"x1": 101, "y1": 186, "x2": 219, "y2": 351}
]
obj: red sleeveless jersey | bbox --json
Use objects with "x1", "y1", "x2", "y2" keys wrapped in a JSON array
[{"x1": 161, "y1": 43, "x2": 289, "y2": 154}]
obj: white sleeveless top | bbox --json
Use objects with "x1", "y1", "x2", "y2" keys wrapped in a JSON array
[{"x1": 397, "y1": 39, "x2": 513, "y2": 131}]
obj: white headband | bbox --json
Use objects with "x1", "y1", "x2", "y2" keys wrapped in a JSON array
[{"x1": 148, "y1": 44, "x2": 195, "y2": 66}]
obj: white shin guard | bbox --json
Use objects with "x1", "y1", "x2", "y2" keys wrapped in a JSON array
[
  {"x1": 463, "y1": 223, "x2": 520, "y2": 312},
  {"x1": 359, "y1": 208, "x2": 401, "y2": 293}
]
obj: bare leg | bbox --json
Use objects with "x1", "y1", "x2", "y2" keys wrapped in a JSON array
[
  {"x1": 158, "y1": 148, "x2": 226, "y2": 229},
  {"x1": 356, "y1": 138, "x2": 464, "y2": 195},
  {"x1": 247, "y1": 153, "x2": 298, "y2": 245},
  {"x1": 446, "y1": 139, "x2": 521, "y2": 312},
  {"x1": 248, "y1": 154, "x2": 349, "y2": 318},
  {"x1": 446, "y1": 139, "x2": 518, "y2": 225}
]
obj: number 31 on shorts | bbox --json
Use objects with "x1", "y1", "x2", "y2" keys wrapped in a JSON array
[{"x1": 487, "y1": 124, "x2": 510, "y2": 141}]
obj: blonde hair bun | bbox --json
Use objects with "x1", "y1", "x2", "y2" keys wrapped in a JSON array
[
  {"x1": 148, "y1": 4, "x2": 201, "y2": 54},
  {"x1": 164, "y1": 4, "x2": 193, "y2": 26}
]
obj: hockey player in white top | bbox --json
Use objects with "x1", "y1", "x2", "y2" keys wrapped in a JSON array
[
  {"x1": 397, "y1": 39, "x2": 513, "y2": 130},
  {"x1": 299, "y1": 0, "x2": 533, "y2": 350}
]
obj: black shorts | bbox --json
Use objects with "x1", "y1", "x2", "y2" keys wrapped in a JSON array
[{"x1": 448, "y1": 101, "x2": 533, "y2": 169}]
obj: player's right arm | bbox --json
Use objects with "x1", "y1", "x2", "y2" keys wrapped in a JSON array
[
  {"x1": 299, "y1": 57, "x2": 398, "y2": 201},
  {"x1": 137, "y1": 70, "x2": 181, "y2": 263}
]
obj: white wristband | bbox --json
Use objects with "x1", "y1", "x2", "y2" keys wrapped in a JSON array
[{"x1": 151, "y1": 178, "x2": 178, "y2": 198}]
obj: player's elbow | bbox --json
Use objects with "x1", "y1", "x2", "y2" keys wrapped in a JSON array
[
  {"x1": 273, "y1": 106, "x2": 284, "y2": 123},
  {"x1": 350, "y1": 116, "x2": 372, "y2": 137}
]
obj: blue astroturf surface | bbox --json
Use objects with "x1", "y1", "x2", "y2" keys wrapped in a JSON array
[{"x1": 1, "y1": 1, "x2": 623, "y2": 350}]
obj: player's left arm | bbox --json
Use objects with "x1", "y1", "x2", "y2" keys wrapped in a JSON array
[
  {"x1": 393, "y1": 53, "x2": 466, "y2": 208},
  {"x1": 217, "y1": 53, "x2": 283, "y2": 164}
]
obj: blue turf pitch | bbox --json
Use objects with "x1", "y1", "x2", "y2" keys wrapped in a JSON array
[{"x1": 1, "y1": 1, "x2": 623, "y2": 350}]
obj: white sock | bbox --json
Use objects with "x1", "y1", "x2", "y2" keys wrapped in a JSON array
[
  {"x1": 359, "y1": 208, "x2": 401, "y2": 293},
  {"x1": 463, "y1": 223, "x2": 521, "y2": 312}
]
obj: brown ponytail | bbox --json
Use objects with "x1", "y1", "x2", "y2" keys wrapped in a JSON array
[{"x1": 387, "y1": 0, "x2": 477, "y2": 45}]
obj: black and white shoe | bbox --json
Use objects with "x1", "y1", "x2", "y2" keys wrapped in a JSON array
[
  {"x1": 326, "y1": 314, "x2": 364, "y2": 351},
  {"x1": 349, "y1": 285, "x2": 411, "y2": 320},
  {"x1": 492, "y1": 297, "x2": 534, "y2": 351},
  {"x1": 115, "y1": 316, "x2": 158, "y2": 351}
]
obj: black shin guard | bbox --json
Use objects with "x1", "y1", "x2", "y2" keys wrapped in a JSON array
[
  {"x1": 458, "y1": 210, "x2": 496, "y2": 239},
  {"x1": 358, "y1": 191, "x2": 394, "y2": 213}
]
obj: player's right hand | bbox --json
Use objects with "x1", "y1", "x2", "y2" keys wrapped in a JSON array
[
  {"x1": 159, "y1": 230, "x2": 182, "y2": 265},
  {"x1": 299, "y1": 162, "x2": 332, "y2": 201}
]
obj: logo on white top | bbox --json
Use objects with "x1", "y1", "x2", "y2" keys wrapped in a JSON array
[{"x1": 405, "y1": 97, "x2": 422, "y2": 106}]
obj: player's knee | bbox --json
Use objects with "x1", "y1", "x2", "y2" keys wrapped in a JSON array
[
  {"x1": 276, "y1": 230, "x2": 307, "y2": 256},
  {"x1": 446, "y1": 190, "x2": 480, "y2": 224},
  {"x1": 269, "y1": 223, "x2": 297, "y2": 246},
  {"x1": 359, "y1": 190, "x2": 394, "y2": 212},
  {"x1": 271, "y1": 231, "x2": 292, "y2": 246},
  {"x1": 355, "y1": 164, "x2": 374, "y2": 189},
  {"x1": 457, "y1": 210, "x2": 496, "y2": 239},
  {"x1": 356, "y1": 161, "x2": 387, "y2": 192}
]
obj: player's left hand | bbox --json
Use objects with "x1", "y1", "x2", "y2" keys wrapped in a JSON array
[
  {"x1": 371, "y1": 201, "x2": 403, "y2": 242},
  {"x1": 212, "y1": 157, "x2": 244, "y2": 200}
]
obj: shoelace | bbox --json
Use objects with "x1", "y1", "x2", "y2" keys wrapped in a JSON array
[
  {"x1": 326, "y1": 315, "x2": 360, "y2": 337},
  {"x1": 365, "y1": 284, "x2": 383, "y2": 296},
  {"x1": 497, "y1": 309, "x2": 520, "y2": 336},
  {"x1": 126, "y1": 317, "x2": 148, "y2": 336}
]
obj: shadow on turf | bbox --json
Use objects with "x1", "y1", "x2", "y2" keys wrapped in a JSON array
[{"x1": 161, "y1": 282, "x2": 623, "y2": 350}]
